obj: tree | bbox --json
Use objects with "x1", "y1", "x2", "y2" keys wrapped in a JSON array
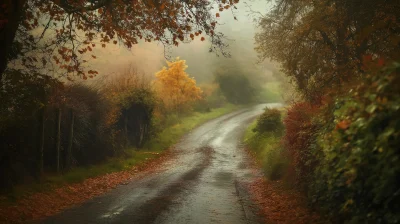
[
  {"x1": 215, "y1": 73, "x2": 254, "y2": 104},
  {"x1": 0, "y1": 0, "x2": 239, "y2": 83},
  {"x1": 255, "y1": 0, "x2": 400, "y2": 100},
  {"x1": 102, "y1": 69, "x2": 157, "y2": 148},
  {"x1": 154, "y1": 58, "x2": 202, "y2": 113}
]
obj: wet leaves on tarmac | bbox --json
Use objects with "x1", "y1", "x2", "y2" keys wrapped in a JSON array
[{"x1": 0, "y1": 150, "x2": 175, "y2": 224}]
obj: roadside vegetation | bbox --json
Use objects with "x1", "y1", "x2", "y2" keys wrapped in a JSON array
[
  {"x1": 248, "y1": 64, "x2": 400, "y2": 224},
  {"x1": 244, "y1": 108, "x2": 287, "y2": 181},
  {"x1": 249, "y1": 0, "x2": 400, "y2": 223},
  {"x1": 2, "y1": 0, "x2": 398, "y2": 223},
  {"x1": 0, "y1": 57, "x2": 247, "y2": 200},
  {"x1": 244, "y1": 107, "x2": 321, "y2": 224}
]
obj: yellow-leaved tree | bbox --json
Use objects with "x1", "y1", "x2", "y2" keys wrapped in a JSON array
[{"x1": 154, "y1": 58, "x2": 202, "y2": 113}]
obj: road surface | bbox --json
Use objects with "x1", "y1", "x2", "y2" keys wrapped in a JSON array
[{"x1": 41, "y1": 103, "x2": 281, "y2": 224}]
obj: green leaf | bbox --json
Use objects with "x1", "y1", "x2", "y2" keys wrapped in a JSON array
[{"x1": 366, "y1": 104, "x2": 377, "y2": 114}]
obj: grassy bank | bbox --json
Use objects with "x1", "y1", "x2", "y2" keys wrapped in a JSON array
[
  {"x1": 243, "y1": 107, "x2": 322, "y2": 224},
  {"x1": 244, "y1": 120, "x2": 288, "y2": 180},
  {"x1": 243, "y1": 107, "x2": 289, "y2": 181},
  {"x1": 7, "y1": 104, "x2": 240, "y2": 200},
  {"x1": 147, "y1": 103, "x2": 240, "y2": 151}
]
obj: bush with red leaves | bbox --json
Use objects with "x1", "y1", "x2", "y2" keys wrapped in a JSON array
[{"x1": 283, "y1": 102, "x2": 320, "y2": 189}]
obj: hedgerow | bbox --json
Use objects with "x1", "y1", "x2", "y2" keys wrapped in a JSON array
[
  {"x1": 309, "y1": 64, "x2": 400, "y2": 223},
  {"x1": 283, "y1": 102, "x2": 320, "y2": 188}
]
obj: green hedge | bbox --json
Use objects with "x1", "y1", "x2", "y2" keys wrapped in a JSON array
[{"x1": 310, "y1": 64, "x2": 400, "y2": 223}]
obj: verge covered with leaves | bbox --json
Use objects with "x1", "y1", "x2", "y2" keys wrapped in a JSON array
[{"x1": 243, "y1": 108, "x2": 322, "y2": 224}]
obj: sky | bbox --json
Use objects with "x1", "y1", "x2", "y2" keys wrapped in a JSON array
[{"x1": 89, "y1": 0, "x2": 277, "y2": 84}]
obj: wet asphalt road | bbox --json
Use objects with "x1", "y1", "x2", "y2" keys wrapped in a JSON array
[{"x1": 41, "y1": 103, "x2": 281, "y2": 224}]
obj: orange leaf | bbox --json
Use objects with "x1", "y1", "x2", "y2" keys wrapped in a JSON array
[{"x1": 336, "y1": 120, "x2": 350, "y2": 130}]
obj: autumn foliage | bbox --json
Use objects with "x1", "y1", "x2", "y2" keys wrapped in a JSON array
[
  {"x1": 283, "y1": 102, "x2": 320, "y2": 187},
  {"x1": 255, "y1": 0, "x2": 400, "y2": 100},
  {"x1": 0, "y1": 0, "x2": 239, "y2": 81},
  {"x1": 308, "y1": 64, "x2": 400, "y2": 223},
  {"x1": 0, "y1": 68, "x2": 157, "y2": 189},
  {"x1": 154, "y1": 58, "x2": 202, "y2": 113}
]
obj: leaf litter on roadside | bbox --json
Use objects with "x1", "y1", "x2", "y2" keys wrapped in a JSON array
[
  {"x1": 245, "y1": 148, "x2": 322, "y2": 224},
  {"x1": 0, "y1": 150, "x2": 176, "y2": 224}
]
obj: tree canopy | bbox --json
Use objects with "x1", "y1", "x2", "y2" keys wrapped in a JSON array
[
  {"x1": 255, "y1": 0, "x2": 400, "y2": 100},
  {"x1": 154, "y1": 58, "x2": 202, "y2": 112},
  {"x1": 0, "y1": 0, "x2": 239, "y2": 82}
]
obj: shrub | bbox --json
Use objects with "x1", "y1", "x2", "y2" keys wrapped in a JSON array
[
  {"x1": 253, "y1": 108, "x2": 284, "y2": 135},
  {"x1": 310, "y1": 64, "x2": 400, "y2": 223},
  {"x1": 101, "y1": 70, "x2": 157, "y2": 149},
  {"x1": 61, "y1": 84, "x2": 115, "y2": 164},
  {"x1": 118, "y1": 88, "x2": 156, "y2": 148},
  {"x1": 246, "y1": 109, "x2": 288, "y2": 181},
  {"x1": 283, "y1": 102, "x2": 320, "y2": 188}
]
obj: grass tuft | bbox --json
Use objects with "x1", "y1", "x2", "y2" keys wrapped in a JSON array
[{"x1": 244, "y1": 115, "x2": 289, "y2": 181}]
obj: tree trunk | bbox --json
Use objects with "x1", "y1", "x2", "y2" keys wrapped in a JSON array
[
  {"x1": 66, "y1": 109, "x2": 74, "y2": 169},
  {"x1": 55, "y1": 108, "x2": 61, "y2": 173},
  {"x1": 0, "y1": 0, "x2": 27, "y2": 84},
  {"x1": 37, "y1": 107, "x2": 45, "y2": 178}
]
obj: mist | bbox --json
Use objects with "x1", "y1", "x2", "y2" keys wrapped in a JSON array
[{"x1": 89, "y1": 0, "x2": 278, "y2": 84}]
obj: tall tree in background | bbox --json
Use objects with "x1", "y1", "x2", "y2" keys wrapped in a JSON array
[
  {"x1": 255, "y1": 0, "x2": 400, "y2": 100},
  {"x1": 154, "y1": 58, "x2": 202, "y2": 113},
  {"x1": 0, "y1": 0, "x2": 239, "y2": 83}
]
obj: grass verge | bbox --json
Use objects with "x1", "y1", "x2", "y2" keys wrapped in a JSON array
[
  {"x1": 146, "y1": 103, "x2": 240, "y2": 151},
  {"x1": 243, "y1": 108, "x2": 323, "y2": 224},
  {"x1": 243, "y1": 111, "x2": 289, "y2": 181}
]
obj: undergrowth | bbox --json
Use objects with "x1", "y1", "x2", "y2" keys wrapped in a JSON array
[{"x1": 244, "y1": 107, "x2": 289, "y2": 181}]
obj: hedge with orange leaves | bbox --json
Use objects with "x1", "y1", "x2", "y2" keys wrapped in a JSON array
[{"x1": 283, "y1": 102, "x2": 320, "y2": 189}]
